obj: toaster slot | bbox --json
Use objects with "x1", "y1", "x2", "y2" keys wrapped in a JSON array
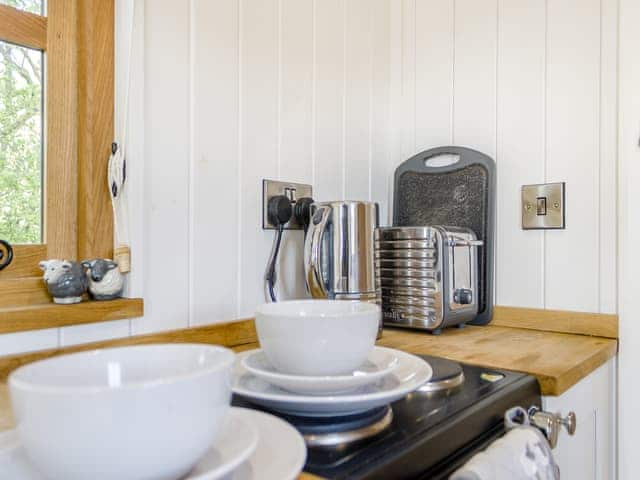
[{"x1": 445, "y1": 234, "x2": 483, "y2": 311}]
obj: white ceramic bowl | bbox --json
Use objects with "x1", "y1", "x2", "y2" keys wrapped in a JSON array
[
  {"x1": 8, "y1": 343, "x2": 235, "y2": 480},
  {"x1": 255, "y1": 300, "x2": 380, "y2": 376}
]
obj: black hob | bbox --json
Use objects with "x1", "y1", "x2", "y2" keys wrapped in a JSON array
[{"x1": 233, "y1": 354, "x2": 541, "y2": 480}]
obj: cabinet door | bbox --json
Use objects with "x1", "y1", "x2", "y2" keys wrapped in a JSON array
[{"x1": 542, "y1": 358, "x2": 616, "y2": 480}]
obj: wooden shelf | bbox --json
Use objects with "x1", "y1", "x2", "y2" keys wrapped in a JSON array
[{"x1": 0, "y1": 298, "x2": 143, "y2": 334}]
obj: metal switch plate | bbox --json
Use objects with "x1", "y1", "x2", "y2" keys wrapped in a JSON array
[
  {"x1": 522, "y1": 182, "x2": 565, "y2": 230},
  {"x1": 262, "y1": 179, "x2": 313, "y2": 230}
]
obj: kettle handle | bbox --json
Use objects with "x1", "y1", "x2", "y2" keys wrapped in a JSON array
[{"x1": 304, "y1": 206, "x2": 331, "y2": 298}]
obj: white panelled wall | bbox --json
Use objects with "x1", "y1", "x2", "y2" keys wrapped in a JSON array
[
  {"x1": 396, "y1": 0, "x2": 617, "y2": 313},
  {"x1": 617, "y1": 0, "x2": 640, "y2": 478},
  {"x1": 0, "y1": 1, "x2": 618, "y2": 352}
]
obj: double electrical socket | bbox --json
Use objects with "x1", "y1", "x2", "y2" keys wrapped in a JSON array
[{"x1": 262, "y1": 179, "x2": 313, "y2": 230}]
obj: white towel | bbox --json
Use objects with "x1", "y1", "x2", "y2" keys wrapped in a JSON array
[{"x1": 450, "y1": 408, "x2": 559, "y2": 480}]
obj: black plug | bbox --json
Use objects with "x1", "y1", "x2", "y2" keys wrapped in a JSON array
[
  {"x1": 293, "y1": 197, "x2": 314, "y2": 234},
  {"x1": 267, "y1": 195, "x2": 293, "y2": 227},
  {"x1": 265, "y1": 195, "x2": 292, "y2": 303}
]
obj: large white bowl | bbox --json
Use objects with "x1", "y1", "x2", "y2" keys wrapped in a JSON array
[
  {"x1": 8, "y1": 343, "x2": 235, "y2": 480},
  {"x1": 255, "y1": 300, "x2": 380, "y2": 376}
]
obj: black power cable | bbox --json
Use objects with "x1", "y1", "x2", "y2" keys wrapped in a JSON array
[
  {"x1": 265, "y1": 195, "x2": 293, "y2": 302},
  {"x1": 266, "y1": 224, "x2": 285, "y2": 302}
]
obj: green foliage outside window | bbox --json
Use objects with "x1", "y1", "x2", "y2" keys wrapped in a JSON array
[
  {"x1": 0, "y1": 0, "x2": 42, "y2": 15},
  {"x1": 0, "y1": 0, "x2": 44, "y2": 244}
]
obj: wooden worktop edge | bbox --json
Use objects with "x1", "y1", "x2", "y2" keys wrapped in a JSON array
[
  {"x1": 492, "y1": 306, "x2": 618, "y2": 339},
  {"x1": 517, "y1": 339, "x2": 617, "y2": 396},
  {"x1": 0, "y1": 319, "x2": 257, "y2": 382},
  {"x1": 551, "y1": 339, "x2": 618, "y2": 395}
]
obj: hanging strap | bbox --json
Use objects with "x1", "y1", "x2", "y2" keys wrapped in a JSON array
[
  {"x1": 109, "y1": 1, "x2": 137, "y2": 250},
  {"x1": 121, "y1": 0, "x2": 136, "y2": 147}
]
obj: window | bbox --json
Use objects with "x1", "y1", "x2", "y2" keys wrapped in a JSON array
[
  {"x1": 0, "y1": 0, "x2": 116, "y2": 310},
  {"x1": 0, "y1": 41, "x2": 43, "y2": 244},
  {"x1": 0, "y1": 0, "x2": 43, "y2": 15}
]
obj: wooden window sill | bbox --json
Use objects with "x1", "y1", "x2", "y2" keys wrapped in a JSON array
[{"x1": 0, "y1": 298, "x2": 144, "y2": 334}]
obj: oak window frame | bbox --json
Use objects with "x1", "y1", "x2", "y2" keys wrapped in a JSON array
[{"x1": 0, "y1": 1, "x2": 119, "y2": 313}]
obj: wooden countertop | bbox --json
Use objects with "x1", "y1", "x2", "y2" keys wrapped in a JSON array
[{"x1": 377, "y1": 325, "x2": 617, "y2": 396}]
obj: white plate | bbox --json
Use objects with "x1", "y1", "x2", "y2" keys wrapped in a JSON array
[
  {"x1": 184, "y1": 409, "x2": 258, "y2": 480},
  {"x1": 233, "y1": 348, "x2": 433, "y2": 416},
  {"x1": 225, "y1": 408, "x2": 307, "y2": 480},
  {"x1": 0, "y1": 408, "x2": 278, "y2": 480},
  {"x1": 241, "y1": 347, "x2": 399, "y2": 395}
]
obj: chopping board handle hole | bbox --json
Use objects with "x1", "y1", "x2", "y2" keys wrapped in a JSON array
[{"x1": 424, "y1": 153, "x2": 460, "y2": 168}]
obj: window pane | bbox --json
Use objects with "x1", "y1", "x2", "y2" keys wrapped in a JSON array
[
  {"x1": 0, "y1": 41, "x2": 43, "y2": 244},
  {"x1": 0, "y1": 0, "x2": 43, "y2": 15}
]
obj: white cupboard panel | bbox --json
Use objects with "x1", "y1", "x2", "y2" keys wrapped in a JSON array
[
  {"x1": 60, "y1": 320, "x2": 131, "y2": 347},
  {"x1": 545, "y1": 0, "x2": 601, "y2": 312},
  {"x1": 0, "y1": 329, "x2": 58, "y2": 356},
  {"x1": 495, "y1": 0, "x2": 545, "y2": 308},
  {"x1": 191, "y1": 0, "x2": 240, "y2": 325},
  {"x1": 543, "y1": 359, "x2": 616, "y2": 480}
]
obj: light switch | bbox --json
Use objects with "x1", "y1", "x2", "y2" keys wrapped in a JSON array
[{"x1": 522, "y1": 182, "x2": 565, "y2": 229}]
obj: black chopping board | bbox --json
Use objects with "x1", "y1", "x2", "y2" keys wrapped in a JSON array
[{"x1": 393, "y1": 146, "x2": 496, "y2": 326}]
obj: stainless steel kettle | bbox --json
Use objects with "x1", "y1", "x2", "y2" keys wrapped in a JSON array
[{"x1": 303, "y1": 201, "x2": 379, "y2": 301}]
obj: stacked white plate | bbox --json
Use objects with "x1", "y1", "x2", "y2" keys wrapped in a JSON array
[
  {"x1": 0, "y1": 408, "x2": 306, "y2": 480},
  {"x1": 233, "y1": 346, "x2": 433, "y2": 417}
]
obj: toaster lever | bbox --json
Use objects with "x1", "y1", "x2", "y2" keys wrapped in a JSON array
[{"x1": 454, "y1": 288, "x2": 473, "y2": 305}]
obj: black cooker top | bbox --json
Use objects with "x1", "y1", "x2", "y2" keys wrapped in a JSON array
[{"x1": 233, "y1": 354, "x2": 541, "y2": 480}]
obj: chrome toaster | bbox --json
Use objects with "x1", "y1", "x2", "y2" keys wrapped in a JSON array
[{"x1": 375, "y1": 226, "x2": 483, "y2": 333}]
